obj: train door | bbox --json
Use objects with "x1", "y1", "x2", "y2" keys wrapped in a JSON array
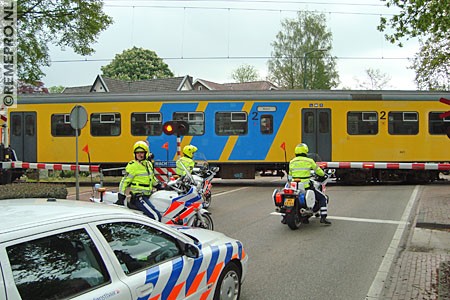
[
  {"x1": 301, "y1": 108, "x2": 331, "y2": 161},
  {"x1": 10, "y1": 112, "x2": 37, "y2": 162}
]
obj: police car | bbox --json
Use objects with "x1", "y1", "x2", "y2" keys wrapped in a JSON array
[{"x1": 0, "y1": 198, "x2": 248, "y2": 300}]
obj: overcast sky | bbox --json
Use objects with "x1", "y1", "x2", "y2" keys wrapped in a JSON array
[{"x1": 42, "y1": 0, "x2": 420, "y2": 90}]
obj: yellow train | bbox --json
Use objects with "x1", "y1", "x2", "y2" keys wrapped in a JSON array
[{"x1": 4, "y1": 90, "x2": 450, "y2": 183}]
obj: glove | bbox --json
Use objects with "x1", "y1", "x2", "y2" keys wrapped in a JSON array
[
  {"x1": 318, "y1": 174, "x2": 328, "y2": 182},
  {"x1": 115, "y1": 193, "x2": 126, "y2": 205},
  {"x1": 154, "y1": 182, "x2": 163, "y2": 190}
]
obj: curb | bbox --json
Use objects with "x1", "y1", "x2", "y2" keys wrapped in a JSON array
[{"x1": 416, "y1": 222, "x2": 450, "y2": 230}]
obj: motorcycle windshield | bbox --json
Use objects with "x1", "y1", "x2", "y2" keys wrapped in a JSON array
[{"x1": 193, "y1": 152, "x2": 208, "y2": 170}]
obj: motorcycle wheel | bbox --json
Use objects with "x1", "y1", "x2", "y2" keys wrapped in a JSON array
[
  {"x1": 202, "y1": 194, "x2": 212, "y2": 209},
  {"x1": 213, "y1": 262, "x2": 241, "y2": 300},
  {"x1": 193, "y1": 213, "x2": 214, "y2": 230},
  {"x1": 286, "y1": 212, "x2": 301, "y2": 230}
]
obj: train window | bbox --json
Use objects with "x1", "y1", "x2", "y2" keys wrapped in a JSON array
[
  {"x1": 12, "y1": 115, "x2": 21, "y2": 136},
  {"x1": 173, "y1": 112, "x2": 204, "y2": 135},
  {"x1": 429, "y1": 112, "x2": 450, "y2": 135},
  {"x1": 347, "y1": 112, "x2": 378, "y2": 135},
  {"x1": 303, "y1": 112, "x2": 314, "y2": 134},
  {"x1": 51, "y1": 114, "x2": 81, "y2": 137},
  {"x1": 91, "y1": 113, "x2": 121, "y2": 136},
  {"x1": 25, "y1": 115, "x2": 35, "y2": 136},
  {"x1": 388, "y1": 111, "x2": 418, "y2": 135},
  {"x1": 131, "y1": 113, "x2": 162, "y2": 136},
  {"x1": 319, "y1": 112, "x2": 329, "y2": 133},
  {"x1": 260, "y1": 115, "x2": 273, "y2": 134},
  {"x1": 215, "y1": 112, "x2": 248, "y2": 136}
]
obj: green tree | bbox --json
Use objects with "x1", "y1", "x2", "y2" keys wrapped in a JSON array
[
  {"x1": 377, "y1": 1, "x2": 449, "y2": 90},
  {"x1": 17, "y1": 0, "x2": 113, "y2": 83},
  {"x1": 377, "y1": 0, "x2": 449, "y2": 47},
  {"x1": 411, "y1": 37, "x2": 450, "y2": 91},
  {"x1": 231, "y1": 64, "x2": 259, "y2": 83},
  {"x1": 101, "y1": 47, "x2": 174, "y2": 81},
  {"x1": 268, "y1": 11, "x2": 339, "y2": 90},
  {"x1": 355, "y1": 68, "x2": 391, "y2": 90},
  {"x1": 48, "y1": 86, "x2": 65, "y2": 93}
]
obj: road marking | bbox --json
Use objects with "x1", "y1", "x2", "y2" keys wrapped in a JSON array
[
  {"x1": 366, "y1": 185, "x2": 420, "y2": 300},
  {"x1": 328, "y1": 216, "x2": 409, "y2": 225},
  {"x1": 269, "y1": 212, "x2": 409, "y2": 225},
  {"x1": 214, "y1": 187, "x2": 249, "y2": 197}
]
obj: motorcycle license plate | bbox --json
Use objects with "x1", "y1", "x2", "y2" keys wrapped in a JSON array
[{"x1": 284, "y1": 197, "x2": 295, "y2": 207}]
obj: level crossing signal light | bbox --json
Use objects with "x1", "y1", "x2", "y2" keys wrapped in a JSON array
[{"x1": 162, "y1": 120, "x2": 189, "y2": 136}]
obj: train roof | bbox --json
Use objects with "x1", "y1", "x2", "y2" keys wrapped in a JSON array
[{"x1": 17, "y1": 89, "x2": 450, "y2": 104}]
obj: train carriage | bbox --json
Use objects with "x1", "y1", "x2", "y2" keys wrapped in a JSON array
[{"x1": 5, "y1": 90, "x2": 450, "y2": 183}]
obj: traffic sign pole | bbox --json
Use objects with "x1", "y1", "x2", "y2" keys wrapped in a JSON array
[{"x1": 70, "y1": 105, "x2": 88, "y2": 200}]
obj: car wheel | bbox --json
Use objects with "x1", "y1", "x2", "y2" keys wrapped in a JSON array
[{"x1": 214, "y1": 262, "x2": 241, "y2": 300}]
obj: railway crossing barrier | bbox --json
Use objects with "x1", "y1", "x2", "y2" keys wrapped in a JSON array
[
  {"x1": 318, "y1": 162, "x2": 450, "y2": 171},
  {"x1": 0, "y1": 161, "x2": 101, "y2": 173},
  {"x1": 0, "y1": 161, "x2": 176, "y2": 183},
  {"x1": 2, "y1": 161, "x2": 449, "y2": 185}
]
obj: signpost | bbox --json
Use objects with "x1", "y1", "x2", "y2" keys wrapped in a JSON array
[{"x1": 70, "y1": 105, "x2": 88, "y2": 200}]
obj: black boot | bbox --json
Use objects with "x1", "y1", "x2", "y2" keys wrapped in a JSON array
[
  {"x1": 320, "y1": 216, "x2": 332, "y2": 225},
  {"x1": 115, "y1": 193, "x2": 126, "y2": 205},
  {"x1": 281, "y1": 216, "x2": 286, "y2": 224}
]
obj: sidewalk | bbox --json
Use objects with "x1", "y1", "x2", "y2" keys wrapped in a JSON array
[{"x1": 381, "y1": 183, "x2": 450, "y2": 300}]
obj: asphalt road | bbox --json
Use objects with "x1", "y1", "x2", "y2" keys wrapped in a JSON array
[
  {"x1": 207, "y1": 178, "x2": 418, "y2": 300},
  {"x1": 68, "y1": 178, "x2": 422, "y2": 299}
]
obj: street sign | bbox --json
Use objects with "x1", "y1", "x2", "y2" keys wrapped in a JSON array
[
  {"x1": 69, "y1": 105, "x2": 88, "y2": 200},
  {"x1": 70, "y1": 105, "x2": 88, "y2": 130}
]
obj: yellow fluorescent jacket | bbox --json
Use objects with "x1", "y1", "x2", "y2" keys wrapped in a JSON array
[
  {"x1": 288, "y1": 156, "x2": 325, "y2": 188},
  {"x1": 119, "y1": 159, "x2": 158, "y2": 195},
  {"x1": 176, "y1": 156, "x2": 195, "y2": 176}
]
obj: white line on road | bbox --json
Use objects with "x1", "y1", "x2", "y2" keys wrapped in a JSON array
[
  {"x1": 328, "y1": 216, "x2": 409, "y2": 225},
  {"x1": 366, "y1": 185, "x2": 420, "y2": 300},
  {"x1": 269, "y1": 212, "x2": 409, "y2": 225},
  {"x1": 214, "y1": 187, "x2": 249, "y2": 197}
]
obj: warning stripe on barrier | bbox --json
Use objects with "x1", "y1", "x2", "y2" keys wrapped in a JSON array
[
  {"x1": 3, "y1": 161, "x2": 448, "y2": 176},
  {"x1": 1, "y1": 161, "x2": 101, "y2": 173},
  {"x1": 318, "y1": 162, "x2": 450, "y2": 171},
  {"x1": 154, "y1": 167, "x2": 177, "y2": 182}
]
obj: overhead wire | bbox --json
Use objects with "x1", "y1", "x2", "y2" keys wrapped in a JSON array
[{"x1": 49, "y1": 0, "x2": 402, "y2": 64}]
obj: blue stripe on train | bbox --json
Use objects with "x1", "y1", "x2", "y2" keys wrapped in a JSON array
[
  {"x1": 152, "y1": 103, "x2": 200, "y2": 160},
  {"x1": 190, "y1": 102, "x2": 244, "y2": 160},
  {"x1": 229, "y1": 102, "x2": 290, "y2": 160},
  {"x1": 150, "y1": 101, "x2": 290, "y2": 161}
]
